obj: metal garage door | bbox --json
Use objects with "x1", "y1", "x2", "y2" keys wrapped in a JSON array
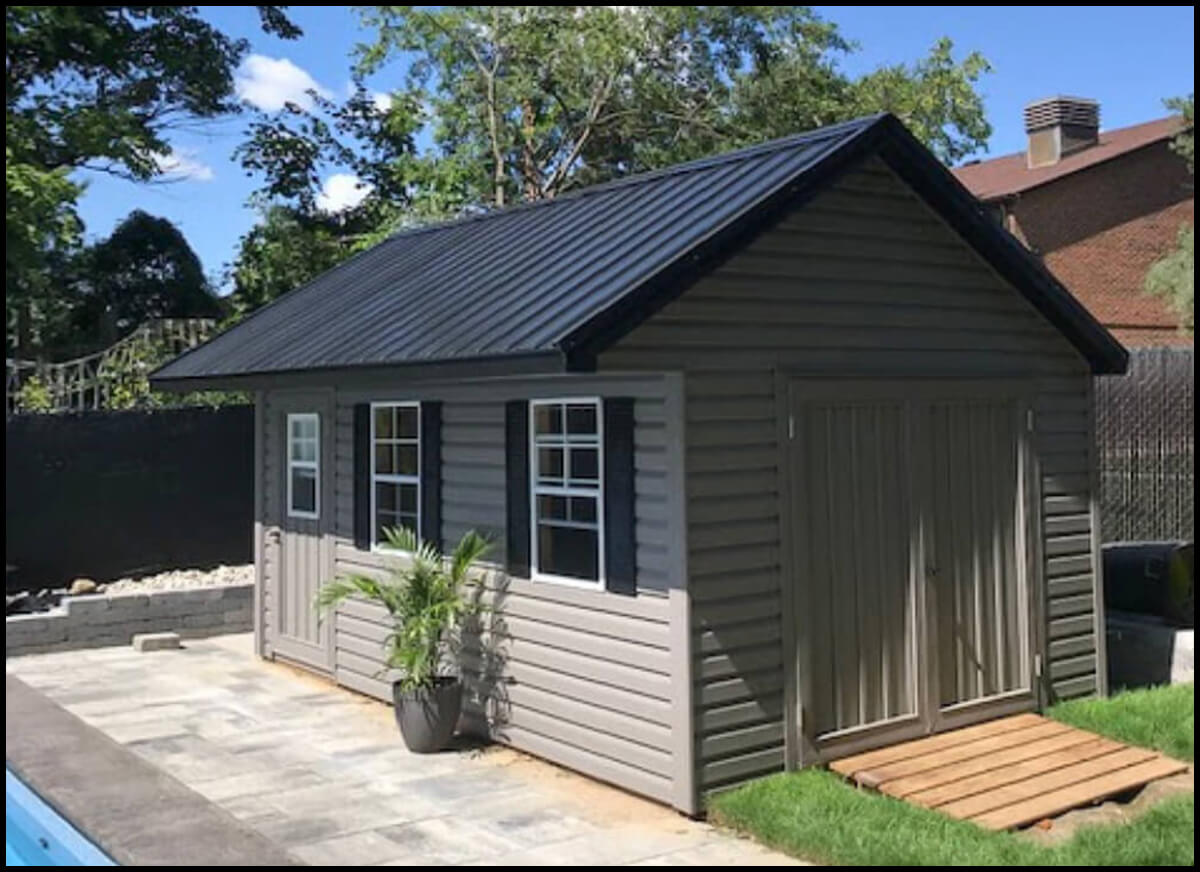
[{"x1": 787, "y1": 380, "x2": 1036, "y2": 763}]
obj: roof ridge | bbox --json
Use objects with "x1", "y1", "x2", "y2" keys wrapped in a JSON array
[{"x1": 380, "y1": 114, "x2": 887, "y2": 244}]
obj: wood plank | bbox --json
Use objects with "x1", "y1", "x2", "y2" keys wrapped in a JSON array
[
  {"x1": 829, "y1": 714, "x2": 1041, "y2": 775},
  {"x1": 962, "y1": 754, "x2": 1186, "y2": 829},
  {"x1": 898, "y1": 736, "x2": 1122, "y2": 804},
  {"x1": 861, "y1": 721, "x2": 1074, "y2": 784}
]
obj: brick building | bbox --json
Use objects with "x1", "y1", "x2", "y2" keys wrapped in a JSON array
[{"x1": 956, "y1": 97, "x2": 1192, "y2": 348}]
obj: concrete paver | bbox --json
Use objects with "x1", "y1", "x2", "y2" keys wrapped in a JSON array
[{"x1": 7, "y1": 634, "x2": 806, "y2": 866}]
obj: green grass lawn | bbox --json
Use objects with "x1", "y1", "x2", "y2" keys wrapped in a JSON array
[
  {"x1": 1047, "y1": 682, "x2": 1193, "y2": 762},
  {"x1": 709, "y1": 684, "x2": 1194, "y2": 866}
]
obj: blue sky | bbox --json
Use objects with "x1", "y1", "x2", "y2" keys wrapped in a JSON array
[{"x1": 74, "y1": 6, "x2": 1195, "y2": 289}]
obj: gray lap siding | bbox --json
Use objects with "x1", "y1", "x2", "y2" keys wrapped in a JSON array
[
  {"x1": 260, "y1": 374, "x2": 690, "y2": 809},
  {"x1": 601, "y1": 157, "x2": 1102, "y2": 796}
]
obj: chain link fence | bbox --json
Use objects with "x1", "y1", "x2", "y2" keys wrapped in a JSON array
[{"x1": 1096, "y1": 347, "x2": 1194, "y2": 543}]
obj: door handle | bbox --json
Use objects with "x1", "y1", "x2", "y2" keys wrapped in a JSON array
[{"x1": 267, "y1": 528, "x2": 281, "y2": 544}]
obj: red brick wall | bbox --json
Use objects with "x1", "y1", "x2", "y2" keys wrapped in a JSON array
[{"x1": 1007, "y1": 142, "x2": 1193, "y2": 347}]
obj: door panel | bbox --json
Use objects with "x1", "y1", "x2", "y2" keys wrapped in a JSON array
[
  {"x1": 793, "y1": 396, "x2": 918, "y2": 742},
  {"x1": 923, "y1": 399, "x2": 1028, "y2": 712},
  {"x1": 790, "y1": 380, "x2": 1034, "y2": 761},
  {"x1": 269, "y1": 395, "x2": 334, "y2": 672}
]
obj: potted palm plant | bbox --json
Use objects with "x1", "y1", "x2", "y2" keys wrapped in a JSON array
[{"x1": 316, "y1": 527, "x2": 491, "y2": 753}]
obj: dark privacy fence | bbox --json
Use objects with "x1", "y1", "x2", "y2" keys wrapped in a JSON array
[
  {"x1": 6, "y1": 406, "x2": 253, "y2": 592},
  {"x1": 1096, "y1": 347, "x2": 1194, "y2": 543}
]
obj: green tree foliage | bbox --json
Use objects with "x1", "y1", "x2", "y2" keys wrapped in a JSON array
[
  {"x1": 228, "y1": 83, "x2": 423, "y2": 314},
  {"x1": 1165, "y1": 94, "x2": 1194, "y2": 174},
  {"x1": 229, "y1": 206, "x2": 351, "y2": 316},
  {"x1": 1146, "y1": 225, "x2": 1194, "y2": 335},
  {"x1": 231, "y1": 6, "x2": 992, "y2": 315},
  {"x1": 5, "y1": 5, "x2": 299, "y2": 356},
  {"x1": 1145, "y1": 94, "x2": 1194, "y2": 334},
  {"x1": 357, "y1": 6, "x2": 991, "y2": 207},
  {"x1": 73, "y1": 210, "x2": 223, "y2": 348}
]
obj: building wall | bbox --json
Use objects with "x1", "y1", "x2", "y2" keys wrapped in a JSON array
[
  {"x1": 259, "y1": 374, "x2": 695, "y2": 811},
  {"x1": 1006, "y1": 143, "x2": 1193, "y2": 348},
  {"x1": 602, "y1": 157, "x2": 1103, "y2": 797}
]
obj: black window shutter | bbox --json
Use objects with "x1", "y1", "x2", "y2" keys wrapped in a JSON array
[
  {"x1": 504, "y1": 400, "x2": 531, "y2": 577},
  {"x1": 353, "y1": 402, "x2": 372, "y2": 550},
  {"x1": 420, "y1": 401, "x2": 443, "y2": 550},
  {"x1": 603, "y1": 397, "x2": 637, "y2": 595}
]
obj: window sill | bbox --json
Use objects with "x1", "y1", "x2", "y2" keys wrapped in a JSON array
[{"x1": 529, "y1": 570, "x2": 605, "y2": 592}]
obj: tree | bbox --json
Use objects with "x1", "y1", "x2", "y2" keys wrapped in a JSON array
[
  {"x1": 733, "y1": 37, "x2": 991, "y2": 164},
  {"x1": 228, "y1": 206, "x2": 352, "y2": 316},
  {"x1": 72, "y1": 211, "x2": 222, "y2": 349},
  {"x1": 231, "y1": 6, "x2": 992, "y2": 314},
  {"x1": 1165, "y1": 94, "x2": 1194, "y2": 174},
  {"x1": 1144, "y1": 94, "x2": 1194, "y2": 334},
  {"x1": 5, "y1": 5, "x2": 299, "y2": 356},
  {"x1": 355, "y1": 6, "x2": 992, "y2": 210},
  {"x1": 5, "y1": 154, "x2": 83, "y2": 355}
]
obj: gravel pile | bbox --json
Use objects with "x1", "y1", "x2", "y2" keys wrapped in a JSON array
[
  {"x1": 7, "y1": 565, "x2": 255, "y2": 615},
  {"x1": 103, "y1": 564, "x2": 254, "y2": 594}
]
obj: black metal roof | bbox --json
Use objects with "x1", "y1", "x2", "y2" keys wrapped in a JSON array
[{"x1": 153, "y1": 114, "x2": 1127, "y2": 385}]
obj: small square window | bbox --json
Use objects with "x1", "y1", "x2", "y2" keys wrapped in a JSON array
[
  {"x1": 568, "y1": 447, "x2": 598, "y2": 483},
  {"x1": 566, "y1": 403, "x2": 597, "y2": 436},
  {"x1": 374, "y1": 406, "x2": 394, "y2": 439},
  {"x1": 537, "y1": 523, "x2": 599, "y2": 581},
  {"x1": 537, "y1": 447, "x2": 564, "y2": 484},
  {"x1": 290, "y1": 467, "x2": 317, "y2": 514},
  {"x1": 534, "y1": 404, "x2": 563, "y2": 436}
]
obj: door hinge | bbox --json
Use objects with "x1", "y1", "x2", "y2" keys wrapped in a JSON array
[
  {"x1": 1026, "y1": 408, "x2": 1035, "y2": 432},
  {"x1": 1034, "y1": 653, "x2": 1043, "y2": 678},
  {"x1": 788, "y1": 414, "x2": 795, "y2": 441}
]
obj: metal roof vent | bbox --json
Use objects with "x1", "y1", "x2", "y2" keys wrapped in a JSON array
[{"x1": 1024, "y1": 97, "x2": 1100, "y2": 169}]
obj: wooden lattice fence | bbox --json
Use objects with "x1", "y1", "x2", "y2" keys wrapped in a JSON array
[{"x1": 6, "y1": 318, "x2": 215, "y2": 415}]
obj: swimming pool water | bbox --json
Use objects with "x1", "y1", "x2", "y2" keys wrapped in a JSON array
[{"x1": 6, "y1": 769, "x2": 116, "y2": 866}]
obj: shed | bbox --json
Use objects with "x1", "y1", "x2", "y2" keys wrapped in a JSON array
[{"x1": 153, "y1": 114, "x2": 1128, "y2": 815}]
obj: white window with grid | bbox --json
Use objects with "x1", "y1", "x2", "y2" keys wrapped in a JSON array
[
  {"x1": 286, "y1": 413, "x2": 320, "y2": 519},
  {"x1": 530, "y1": 398, "x2": 604, "y2": 587},
  {"x1": 371, "y1": 402, "x2": 420, "y2": 546}
]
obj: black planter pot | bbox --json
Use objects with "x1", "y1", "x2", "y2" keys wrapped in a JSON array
[{"x1": 392, "y1": 677, "x2": 463, "y2": 753}]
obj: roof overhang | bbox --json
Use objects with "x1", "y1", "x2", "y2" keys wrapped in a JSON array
[{"x1": 151, "y1": 350, "x2": 570, "y2": 392}]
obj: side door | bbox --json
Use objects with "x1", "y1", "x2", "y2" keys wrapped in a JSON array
[{"x1": 267, "y1": 391, "x2": 336, "y2": 672}]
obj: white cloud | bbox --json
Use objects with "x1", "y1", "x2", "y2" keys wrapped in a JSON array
[
  {"x1": 235, "y1": 54, "x2": 329, "y2": 111},
  {"x1": 152, "y1": 148, "x2": 215, "y2": 182},
  {"x1": 370, "y1": 91, "x2": 393, "y2": 114},
  {"x1": 317, "y1": 173, "x2": 373, "y2": 213}
]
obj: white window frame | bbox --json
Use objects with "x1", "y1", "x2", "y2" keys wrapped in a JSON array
[
  {"x1": 529, "y1": 397, "x2": 605, "y2": 590},
  {"x1": 286, "y1": 412, "x2": 320, "y2": 520},
  {"x1": 370, "y1": 401, "x2": 421, "y2": 551}
]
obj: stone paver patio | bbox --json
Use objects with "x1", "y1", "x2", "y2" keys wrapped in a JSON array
[{"x1": 6, "y1": 634, "x2": 801, "y2": 866}]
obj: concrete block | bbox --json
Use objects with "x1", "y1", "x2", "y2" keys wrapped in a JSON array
[
  {"x1": 106, "y1": 592, "x2": 151, "y2": 609},
  {"x1": 181, "y1": 613, "x2": 225, "y2": 629},
  {"x1": 5, "y1": 613, "x2": 69, "y2": 646},
  {"x1": 223, "y1": 609, "x2": 253, "y2": 626},
  {"x1": 63, "y1": 596, "x2": 111, "y2": 618},
  {"x1": 132, "y1": 632, "x2": 182, "y2": 652}
]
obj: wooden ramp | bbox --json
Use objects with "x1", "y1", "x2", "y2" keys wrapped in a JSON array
[{"x1": 829, "y1": 714, "x2": 1188, "y2": 830}]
